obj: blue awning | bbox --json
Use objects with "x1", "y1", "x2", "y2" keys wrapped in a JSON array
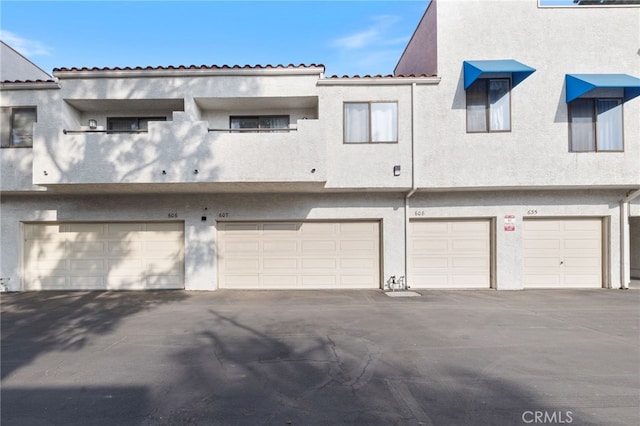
[
  {"x1": 565, "y1": 74, "x2": 640, "y2": 103},
  {"x1": 463, "y1": 60, "x2": 536, "y2": 89}
]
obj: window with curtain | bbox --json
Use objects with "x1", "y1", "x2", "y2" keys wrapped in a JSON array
[
  {"x1": 1, "y1": 107, "x2": 37, "y2": 147},
  {"x1": 229, "y1": 115, "x2": 290, "y2": 133},
  {"x1": 344, "y1": 102, "x2": 397, "y2": 143},
  {"x1": 466, "y1": 78, "x2": 511, "y2": 133},
  {"x1": 569, "y1": 98, "x2": 623, "y2": 152}
]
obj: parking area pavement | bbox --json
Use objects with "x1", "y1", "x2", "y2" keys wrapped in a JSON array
[{"x1": 2, "y1": 289, "x2": 639, "y2": 426}]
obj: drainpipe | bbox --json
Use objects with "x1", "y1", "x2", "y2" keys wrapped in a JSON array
[
  {"x1": 403, "y1": 82, "x2": 419, "y2": 289},
  {"x1": 620, "y1": 189, "x2": 640, "y2": 289}
]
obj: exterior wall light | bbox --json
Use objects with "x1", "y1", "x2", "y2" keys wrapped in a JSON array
[
  {"x1": 393, "y1": 165, "x2": 401, "y2": 176},
  {"x1": 88, "y1": 119, "x2": 98, "y2": 129}
]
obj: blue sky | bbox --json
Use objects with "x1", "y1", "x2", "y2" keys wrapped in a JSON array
[
  {"x1": 1, "y1": 0, "x2": 436, "y2": 77},
  {"x1": 0, "y1": 1, "x2": 602, "y2": 77}
]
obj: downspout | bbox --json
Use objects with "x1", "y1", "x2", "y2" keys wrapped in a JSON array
[
  {"x1": 620, "y1": 189, "x2": 640, "y2": 289},
  {"x1": 404, "y1": 82, "x2": 418, "y2": 289}
]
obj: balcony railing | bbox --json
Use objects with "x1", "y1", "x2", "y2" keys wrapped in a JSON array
[
  {"x1": 207, "y1": 126, "x2": 297, "y2": 133},
  {"x1": 62, "y1": 129, "x2": 149, "y2": 134}
]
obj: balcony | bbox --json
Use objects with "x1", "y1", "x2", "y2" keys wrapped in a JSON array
[{"x1": 32, "y1": 97, "x2": 326, "y2": 191}]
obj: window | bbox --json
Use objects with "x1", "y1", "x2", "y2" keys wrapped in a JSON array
[
  {"x1": 107, "y1": 116, "x2": 166, "y2": 133},
  {"x1": 569, "y1": 98, "x2": 623, "y2": 152},
  {"x1": 1, "y1": 107, "x2": 37, "y2": 147},
  {"x1": 466, "y1": 78, "x2": 511, "y2": 133},
  {"x1": 344, "y1": 102, "x2": 398, "y2": 143},
  {"x1": 229, "y1": 115, "x2": 289, "y2": 133}
]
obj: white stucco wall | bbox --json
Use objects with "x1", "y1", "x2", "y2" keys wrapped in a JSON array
[
  {"x1": 0, "y1": 193, "x2": 406, "y2": 292},
  {"x1": 408, "y1": 189, "x2": 626, "y2": 290},
  {"x1": 413, "y1": 0, "x2": 640, "y2": 190},
  {"x1": 0, "y1": 86, "x2": 60, "y2": 192}
]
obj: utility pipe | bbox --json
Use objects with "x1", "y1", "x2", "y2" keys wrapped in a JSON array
[
  {"x1": 620, "y1": 189, "x2": 640, "y2": 289},
  {"x1": 403, "y1": 82, "x2": 419, "y2": 290}
]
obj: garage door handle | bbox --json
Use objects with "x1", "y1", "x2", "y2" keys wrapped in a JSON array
[{"x1": 560, "y1": 261, "x2": 564, "y2": 265}]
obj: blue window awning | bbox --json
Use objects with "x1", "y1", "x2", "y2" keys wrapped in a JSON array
[
  {"x1": 565, "y1": 74, "x2": 640, "y2": 103},
  {"x1": 463, "y1": 60, "x2": 536, "y2": 89}
]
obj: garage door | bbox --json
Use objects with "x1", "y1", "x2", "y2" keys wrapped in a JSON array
[
  {"x1": 23, "y1": 222, "x2": 184, "y2": 290},
  {"x1": 409, "y1": 219, "x2": 491, "y2": 289},
  {"x1": 218, "y1": 221, "x2": 380, "y2": 289},
  {"x1": 523, "y1": 218, "x2": 602, "y2": 288}
]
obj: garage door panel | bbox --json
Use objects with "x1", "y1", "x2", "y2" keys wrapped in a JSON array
[
  {"x1": 339, "y1": 274, "x2": 375, "y2": 287},
  {"x1": 525, "y1": 221, "x2": 561, "y2": 232},
  {"x1": 301, "y1": 222, "x2": 334, "y2": 234},
  {"x1": 68, "y1": 241, "x2": 106, "y2": 254},
  {"x1": 225, "y1": 275, "x2": 260, "y2": 288},
  {"x1": 264, "y1": 222, "x2": 299, "y2": 232},
  {"x1": 340, "y1": 240, "x2": 375, "y2": 252},
  {"x1": 523, "y1": 218, "x2": 602, "y2": 289},
  {"x1": 34, "y1": 259, "x2": 68, "y2": 273},
  {"x1": 525, "y1": 256, "x2": 559, "y2": 268},
  {"x1": 452, "y1": 257, "x2": 488, "y2": 269},
  {"x1": 409, "y1": 219, "x2": 491, "y2": 289},
  {"x1": 69, "y1": 276, "x2": 105, "y2": 288},
  {"x1": 413, "y1": 257, "x2": 448, "y2": 269},
  {"x1": 263, "y1": 275, "x2": 299, "y2": 287},
  {"x1": 301, "y1": 275, "x2": 336, "y2": 287},
  {"x1": 224, "y1": 240, "x2": 260, "y2": 253},
  {"x1": 524, "y1": 239, "x2": 561, "y2": 250},
  {"x1": 340, "y1": 222, "x2": 376, "y2": 233},
  {"x1": 263, "y1": 258, "x2": 298, "y2": 269},
  {"x1": 451, "y1": 221, "x2": 488, "y2": 233},
  {"x1": 411, "y1": 221, "x2": 448, "y2": 234},
  {"x1": 340, "y1": 258, "x2": 374, "y2": 269},
  {"x1": 413, "y1": 240, "x2": 448, "y2": 252},
  {"x1": 219, "y1": 221, "x2": 379, "y2": 289},
  {"x1": 301, "y1": 240, "x2": 336, "y2": 252},
  {"x1": 451, "y1": 239, "x2": 487, "y2": 251},
  {"x1": 70, "y1": 259, "x2": 106, "y2": 272},
  {"x1": 224, "y1": 223, "x2": 260, "y2": 233},
  {"x1": 265, "y1": 240, "x2": 298, "y2": 253},
  {"x1": 69, "y1": 223, "x2": 105, "y2": 234},
  {"x1": 302, "y1": 258, "x2": 336, "y2": 269},
  {"x1": 564, "y1": 239, "x2": 599, "y2": 250},
  {"x1": 24, "y1": 222, "x2": 184, "y2": 291},
  {"x1": 452, "y1": 274, "x2": 489, "y2": 287},
  {"x1": 224, "y1": 258, "x2": 260, "y2": 271}
]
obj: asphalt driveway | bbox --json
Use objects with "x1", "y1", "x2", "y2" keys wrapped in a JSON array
[{"x1": 2, "y1": 289, "x2": 639, "y2": 426}]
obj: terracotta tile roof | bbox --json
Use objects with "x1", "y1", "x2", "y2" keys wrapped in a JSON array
[
  {"x1": 53, "y1": 63, "x2": 325, "y2": 72},
  {"x1": 1, "y1": 79, "x2": 56, "y2": 84},
  {"x1": 327, "y1": 73, "x2": 437, "y2": 79}
]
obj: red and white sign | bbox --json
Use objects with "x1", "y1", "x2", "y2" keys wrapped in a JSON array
[{"x1": 504, "y1": 215, "x2": 516, "y2": 231}]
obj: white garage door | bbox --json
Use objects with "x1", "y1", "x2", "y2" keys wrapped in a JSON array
[
  {"x1": 523, "y1": 218, "x2": 602, "y2": 288},
  {"x1": 218, "y1": 221, "x2": 380, "y2": 289},
  {"x1": 24, "y1": 222, "x2": 184, "y2": 290},
  {"x1": 409, "y1": 219, "x2": 491, "y2": 289}
]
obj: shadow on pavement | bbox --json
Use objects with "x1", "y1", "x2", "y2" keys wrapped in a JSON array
[{"x1": 1, "y1": 290, "x2": 187, "y2": 379}]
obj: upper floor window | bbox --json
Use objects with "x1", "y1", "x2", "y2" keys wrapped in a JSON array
[
  {"x1": 229, "y1": 115, "x2": 290, "y2": 133},
  {"x1": 107, "y1": 116, "x2": 166, "y2": 133},
  {"x1": 466, "y1": 78, "x2": 511, "y2": 133},
  {"x1": 569, "y1": 98, "x2": 623, "y2": 152},
  {"x1": 1, "y1": 107, "x2": 37, "y2": 147},
  {"x1": 344, "y1": 102, "x2": 398, "y2": 143}
]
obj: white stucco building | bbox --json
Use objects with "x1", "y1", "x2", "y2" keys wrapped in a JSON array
[{"x1": 1, "y1": 0, "x2": 639, "y2": 292}]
